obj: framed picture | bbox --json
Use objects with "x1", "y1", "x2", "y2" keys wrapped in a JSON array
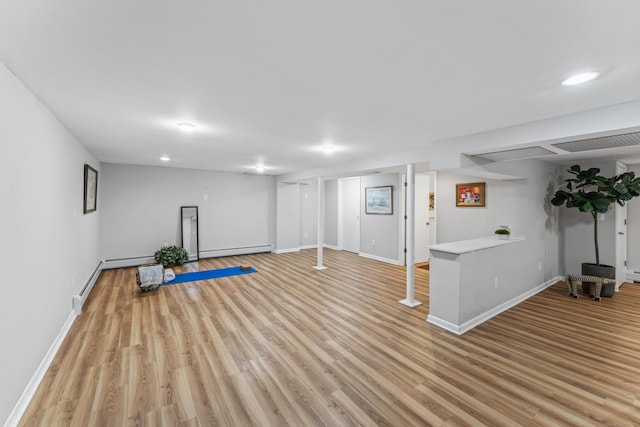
[
  {"x1": 366, "y1": 185, "x2": 393, "y2": 214},
  {"x1": 429, "y1": 192, "x2": 435, "y2": 211},
  {"x1": 456, "y1": 182, "x2": 485, "y2": 207},
  {"x1": 83, "y1": 164, "x2": 98, "y2": 214}
]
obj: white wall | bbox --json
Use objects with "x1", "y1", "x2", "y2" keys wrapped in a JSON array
[
  {"x1": 100, "y1": 164, "x2": 276, "y2": 262},
  {"x1": 624, "y1": 163, "x2": 640, "y2": 274},
  {"x1": 435, "y1": 159, "x2": 560, "y2": 285},
  {"x1": 276, "y1": 182, "x2": 301, "y2": 252},
  {"x1": 436, "y1": 173, "x2": 527, "y2": 243},
  {"x1": 360, "y1": 173, "x2": 402, "y2": 264},
  {"x1": 0, "y1": 63, "x2": 100, "y2": 425}
]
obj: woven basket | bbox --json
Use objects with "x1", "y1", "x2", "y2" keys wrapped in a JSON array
[{"x1": 136, "y1": 264, "x2": 164, "y2": 292}]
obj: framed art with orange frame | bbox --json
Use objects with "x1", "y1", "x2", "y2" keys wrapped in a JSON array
[{"x1": 456, "y1": 182, "x2": 485, "y2": 207}]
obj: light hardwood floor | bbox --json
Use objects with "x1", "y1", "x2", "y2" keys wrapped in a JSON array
[{"x1": 19, "y1": 249, "x2": 640, "y2": 426}]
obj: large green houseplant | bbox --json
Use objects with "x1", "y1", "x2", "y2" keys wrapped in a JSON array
[{"x1": 551, "y1": 165, "x2": 640, "y2": 294}]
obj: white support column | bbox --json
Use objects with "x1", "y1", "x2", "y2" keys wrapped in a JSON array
[
  {"x1": 400, "y1": 164, "x2": 422, "y2": 308},
  {"x1": 314, "y1": 176, "x2": 327, "y2": 270}
]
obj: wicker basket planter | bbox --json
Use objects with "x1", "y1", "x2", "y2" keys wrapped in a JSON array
[{"x1": 581, "y1": 263, "x2": 615, "y2": 297}]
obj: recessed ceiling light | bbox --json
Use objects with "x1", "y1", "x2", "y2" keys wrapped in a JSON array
[
  {"x1": 160, "y1": 155, "x2": 170, "y2": 162},
  {"x1": 561, "y1": 71, "x2": 600, "y2": 86},
  {"x1": 255, "y1": 165, "x2": 265, "y2": 173},
  {"x1": 322, "y1": 145, "x2": 336, "y2": 154},
  {"x1": 177, "y1": 122, "x2": 196, "y2": 132}
]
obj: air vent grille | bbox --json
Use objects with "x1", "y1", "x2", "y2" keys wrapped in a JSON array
[
  {"x1": 472, "y1": 146, "x2": 555, "y2": 162},
  {"x1": 551, "y1": 132, "x2": 640, "y2": 152}
]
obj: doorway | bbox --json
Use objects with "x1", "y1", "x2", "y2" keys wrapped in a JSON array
[
  {"x1": 414, "y1": 172, "x2": 436, "y2": 264},
  {"x1": 339, "y1": 177, "x2": 361, "y2": 253},
  {"x1": 616, "y1": 162, "x2": 628, "y2": 288}
]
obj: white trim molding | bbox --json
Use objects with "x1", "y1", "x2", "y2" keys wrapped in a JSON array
[
  {"x1": 358, "y1": 252, "x2": 401, "y2": 266},
  {"x1": 72, "y1": 260, "x2": 104, "y2": 315},
  {"x1": 626, "y1": 269, "x2": 640, "y2": 283},
  {"x1": 4, "y1": 311, "x2": 77, "y2": 427},
  {"x1": 200, "y1": 245, "x2": 272, "y2": 259},
  {"x1": 274, "y1": 248, "x2": 300, "y2": 254},
  {"x1": 427, "y1": 275, "x2": 563, "y2": 335},
  {"x1": 103, "y1": 256, "x2": 155, "y2": 270}
]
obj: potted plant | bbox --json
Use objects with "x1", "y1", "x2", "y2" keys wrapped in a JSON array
[
  {"x1": 494, "y1": 226, "x2": 511, "y2": 240},
  {"x1": 154, "y1": 245, "x2": 189, "y2": 267},
  {"x1": 551, "y1": 164, "x2": 640, "y2": 295}
]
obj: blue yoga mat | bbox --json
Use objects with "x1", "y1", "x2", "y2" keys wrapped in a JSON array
[{"x1": 163, "y1": 266, "x2": 257, "y2": 285}]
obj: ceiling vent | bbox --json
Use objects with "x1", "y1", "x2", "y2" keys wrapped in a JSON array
[
  {"x1": 471, "y1": 146, "x2": 555, "y2": 162},
  {"x1": 551, "y1": 131, "x2": 640, "y2": 152}
]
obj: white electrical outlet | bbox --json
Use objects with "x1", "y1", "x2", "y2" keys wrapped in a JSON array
[
  {"x1": 203, "y1": 194, "x2": 208, "y2": 200},
  {"x1": 494, "y1": 277, "x2": 499, "y2": 288},
  {"x1": 538, "y1": 262, "x2": 542, "y2": 271},
  {"x1": 372, "y1": 239, "x2": 376, "y2": 246},
  {"x1": 304, "y1": 232, "x2": 308, "y2": 238}
]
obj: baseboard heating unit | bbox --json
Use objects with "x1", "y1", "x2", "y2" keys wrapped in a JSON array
[{"x1": 72, "y1": 261, "x2": 103, "y2": 315}]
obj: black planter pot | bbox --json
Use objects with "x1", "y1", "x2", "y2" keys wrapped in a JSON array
[{"x1": 581, "y1": 263, "x2": 616, "y2": 297}]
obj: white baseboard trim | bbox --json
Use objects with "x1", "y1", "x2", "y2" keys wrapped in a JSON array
[
  {"x1": 104, "y1": 246, "x2": 274, "y2": 269},
  {"x1": 298, "y1": 244, "x2": 318, "y2": 250},
  {"x1": 200, "y1": 245, "x2": 272, "y2": 259},
  {"x1": 358, "y1": 252, "x2": 401, "y2": 266},
  {"x1": 274, "y1": 248, "x2": 300, "y2": 254},
  {"x1": 4, "y1": 311, "x2": 76, "y2": 427},
  {"x1": 626, "y1": 269, "x2": 640, "y2": 282},
  {"x1": 427, "y1": 275, "x2": 563, "y2": 335},
  {"x1": 72, "y1": 260, "x2": 104, "y2": 315},
  {"x1": 426, "y1": 315, "x2": 462, "y2": 334},
  {"x1": 103, "y1": 256, "x2": 155, "y2": 269},
  {"x1": 291, "y1": 244, "x2": 339, "y2": 251}
]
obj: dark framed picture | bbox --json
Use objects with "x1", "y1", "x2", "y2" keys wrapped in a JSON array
[
  {"x1": 83, "y1": 164, "x2": 98, "y2": 214},
  {"x1": 429, "y1": 192, "x2": 435, "y2": 211},
  {"x1": 365, "y1": 185, "x2": 393, "y2": 214},
  {"x1": 456, "y1": 182, "x2": 485, "y2": 207}
]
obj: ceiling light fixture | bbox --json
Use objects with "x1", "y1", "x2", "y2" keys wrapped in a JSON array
[
  {"x1": 177, "y1": 122, "x2": 196, "y2": 132},
  {"x1": 322, "y1": 145, "x2": 336, "y2": 154},
  {"x1": 160, "y1": 155, "x2": 170, "y2": 162},
  {"x1": 255, "y1": 165, "x2": 265, "y2": 173},
  {"x1": 561, "y1": 71, "x2": 600, "y2": 86}
]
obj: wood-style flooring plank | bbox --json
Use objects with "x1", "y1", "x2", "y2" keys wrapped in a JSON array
[{"x1": 18, "y1": 249, "x2": 640, "y2": 426}]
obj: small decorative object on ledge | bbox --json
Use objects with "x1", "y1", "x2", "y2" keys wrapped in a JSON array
[{"x1": 495, "y1": 225, "x2": 511, "y2": 240}]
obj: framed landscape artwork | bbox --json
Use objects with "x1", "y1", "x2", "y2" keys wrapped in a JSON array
[
  {"x1": 84, "y1": 164, "x2": 98, "y2": 214},
  {"x1": 365, "y1": 185, "x2": 393, "y2": 214},
  {"x1": 456, "y1": 182, "x2": 485, "y2": 207}
]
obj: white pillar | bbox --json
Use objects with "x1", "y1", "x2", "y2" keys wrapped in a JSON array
[
  {"x1": 400, "y1": 164, "x2": 422, "y2": 308},
  {"x1": 314, "y1": 176, "x2": 327, "y2": 270}
]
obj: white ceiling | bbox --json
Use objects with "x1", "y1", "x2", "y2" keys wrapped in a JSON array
[{"x1": 2, "y1": 0, "x2": 640, "y2": 175}]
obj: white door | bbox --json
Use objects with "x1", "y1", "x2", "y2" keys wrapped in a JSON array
[
  {"x1": 616, "y1": 162, "x2": 628, "y2": 288},
  {"x1": 339, "y1": 177, "x2": 361, "y2": 253},
  {"x1": 414, "y1": 173, "x2": 430, "y2": 262}
]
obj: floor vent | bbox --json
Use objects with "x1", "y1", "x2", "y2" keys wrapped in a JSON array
[{"x1": 551, "y1": 131, "x2": 640, "y2": 152}]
